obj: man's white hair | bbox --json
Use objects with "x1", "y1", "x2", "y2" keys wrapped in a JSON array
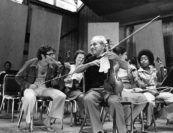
[{"x1": 91, "y1": 35, "x2": 107, "y2": 45}]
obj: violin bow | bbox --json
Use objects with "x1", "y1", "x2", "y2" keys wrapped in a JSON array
[
  {"x1": 110, "y1": 15, "x2": 160, "y2": 50},
  {"x1": 39, "y1": 72, "x2": 75, "y2": 85}
]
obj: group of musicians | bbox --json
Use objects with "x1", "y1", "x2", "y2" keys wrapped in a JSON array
[{"x1": 3, "y1": 35, "x2": 171, "y2": 133}]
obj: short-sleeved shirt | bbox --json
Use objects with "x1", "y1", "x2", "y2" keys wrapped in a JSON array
[{"x1": 84, "y1": 55, "x2": 107, "y2": 92}]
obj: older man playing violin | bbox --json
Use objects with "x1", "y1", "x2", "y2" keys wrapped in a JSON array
[{"x1": 75, "y1": 35, "x2": 128, "y2": 133}]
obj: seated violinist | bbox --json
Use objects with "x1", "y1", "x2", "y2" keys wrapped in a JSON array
[
  {"x1": 64, "y1": 50, "x2": 85, "y2": 120},
  {"x1": 113, "y1": 46, "x2": 148, "y2": 132},
  {"x1": 16, "y1": 46, "x2": 66, "y2": 131},
  {"x1": 75, "y1": 35, "x2": 128, "y2": 133},
  {"x1": 135, "y1": 49, "x2": 173, "y2": 129}
]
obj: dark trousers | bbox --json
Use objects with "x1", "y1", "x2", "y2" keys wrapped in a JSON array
[{"x1": 84, "y1": 89, "x2": 126, "y2": 133}]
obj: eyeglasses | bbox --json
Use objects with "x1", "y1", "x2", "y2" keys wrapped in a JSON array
[{"x1": 46, "y1": 53, "x2": 55, "y2": 56}]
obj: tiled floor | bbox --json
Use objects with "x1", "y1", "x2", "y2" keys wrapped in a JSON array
[{"x1": 0, "y1": 111, "x2": 172, "y2": 133}]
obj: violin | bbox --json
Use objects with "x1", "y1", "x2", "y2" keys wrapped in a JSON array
[
  {"x1": 103, "y1": 40, "x2": 123, "y2": 95},
  {"x1": 56, "y1": 50, "x2": 71, "y2": 91},
  {"x1": 104, "y1": 60, "x2": 123, "y2": 95}
]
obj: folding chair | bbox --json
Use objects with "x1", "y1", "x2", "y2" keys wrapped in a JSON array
[
  {"x1": 65, "y1": 99, "x2": 77, "y2": 126},
  {"x1": 64, "y1": 75, "x2": 85, "y2": 127},
  {"x1": 139, "y1": 102, "x2": 157, "y2": 132},
  {"x1": 48, "y1": 98, "x2": 77, "y2": 130},
  {"x1": 100, "y1": 101, "x2": 134, "y2": 133},
  {"x1": 79, "y1": 100, "x2": 134, "y2": 133},
  {"x1": 35, "y1": 96, "x2": 53, "y2": 120},
  {"x1": 79, "y1": 102, "x2": 110, "y2": 133},
  {"x1": 0, "y1": 74, "x2": 21, "y2": 121},
  {"x1": 17, "y1": 95, "x2": 53, "y2": 132},
  {"x1": 121, "y1": 101, "x2": 133, "y2": 133},
  {"x1": 165, "y1": 103, "x2": 173, "y2": 124}
]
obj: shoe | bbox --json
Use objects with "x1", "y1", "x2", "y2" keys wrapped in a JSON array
[
  {"x1": 144, "y1": 125, "x2": 150, "y2": 130},
  {"x1": 126, "y1": 130, "x2": 140, "y2": 133},
  {"x1": 50, "y1": 118, "x2": 56, "y2": 125},
  {"x1": 43, "y1": 117, "x2": 51, "y2": 127},
  {"x1": 132, "y1": 127, "x2": 139, "y2": 133},
  {"x1": 80, "y1": 130, "x2": 89, "y2": 133},
  {"x1": 97, "y1": 131, "x2": 107, "y2": 133},
  {"x1": 23, "y1": 122, "x2": 33, "y2": 132},
  {"x1": 42, "y1": 126, "x2": 55, "y2": 132},
  {"x1": 42, "y1": 118, "x2": 55, "y2": 131}
]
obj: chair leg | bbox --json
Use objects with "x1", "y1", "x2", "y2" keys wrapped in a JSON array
[
  {"x1": 130, "y1": 104, "x2": 133, "y2": 133},
  {"x1": 61, "y1": 119, "x2": 63, "y2": 130},
  {"x1": 100, "y1": 107, "x2": 104, "y2": 122},
  {"x1": 47, "y1": 101, "x2": 52, "y2": 114},
  {"x1": 0, "y1": 97, "x2": 5, "y2": 112},
  {"x1": 79, "y1": 114, "x2": 87, "y2": 133},
  {"x1": 29, "y1": 117, "x2": 33, "y2": 132},
  {"x1": 11, "y1": 99, "x2": 14, "y2": 122},
  {"x1": 39, "y1": 102, "x2": 44, "y2": 121},
  {"x1": 152, "y1": 113, "x2": 157, "y2": 132},
  {"x1": 113, "y1": 111, "x2": 117, "y2": 133},
  {"x1": 7, "y1": 99, "x2": 10, "y2": 113},
  {"x1": 101, "y1": 107, "x2": 109, "y2": 124},
  {"x1": 72, "y1": 100, "x2": 78, "y2": 126},
  {"x1": 70, "y1": 101, "x2": 73, "y2": 126},
  {"x1": 140, "y1": 111, "x2": 144, "y2": 132},
  {"x1": 18, "y1": 100, "x2": 22, "y2": 112},
  {"x1": 17, "y1": 108, "x2": 24, "y2": 128},
  {"x1": 35, "y1": 101, "x2": 38, "y2": 119},
  {"x1": 73, "y1": 100, "x2": 77, "y2": 113}
]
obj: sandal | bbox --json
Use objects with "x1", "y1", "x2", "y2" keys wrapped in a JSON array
[
  {"x1": 42, "y1": 126, "x2": 55, "y2": 132},
  {"x1": 133, "y1": 127, "x2": 140, "y2": 133}
]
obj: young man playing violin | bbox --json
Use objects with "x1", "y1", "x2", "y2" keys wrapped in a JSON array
[
  {"x1": 75, "y1": 36, "x2": 128, "y2": 133},
  {"x1": 16, "y1": 46, "x2": 66, "y2": 131}
]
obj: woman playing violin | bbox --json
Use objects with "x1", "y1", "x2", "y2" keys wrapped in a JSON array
[
  {"x1": 64, "y1": 50, "x2": 85, "y2": 121},
  {"x1": 136, "y1": 49, "x2": 173, "y2": 129},
  {"x1": 113, "y1": 46, "x2": 148, "y2": 132}
]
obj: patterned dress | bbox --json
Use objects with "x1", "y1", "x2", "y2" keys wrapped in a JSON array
[
  {"x1": 117, "y1": 65, "x2": 148, "y2": 104},
  {"x1": 138, "y1": 66, "x2": 158, "y2": 104}
]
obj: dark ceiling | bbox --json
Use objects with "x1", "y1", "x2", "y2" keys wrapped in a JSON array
[
  {"x1": 81, "y1": 0, "x2": 173, "y2": 24},
  {"x1": 81, "y1": 0, "x2": 151, "y2": 16}
]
